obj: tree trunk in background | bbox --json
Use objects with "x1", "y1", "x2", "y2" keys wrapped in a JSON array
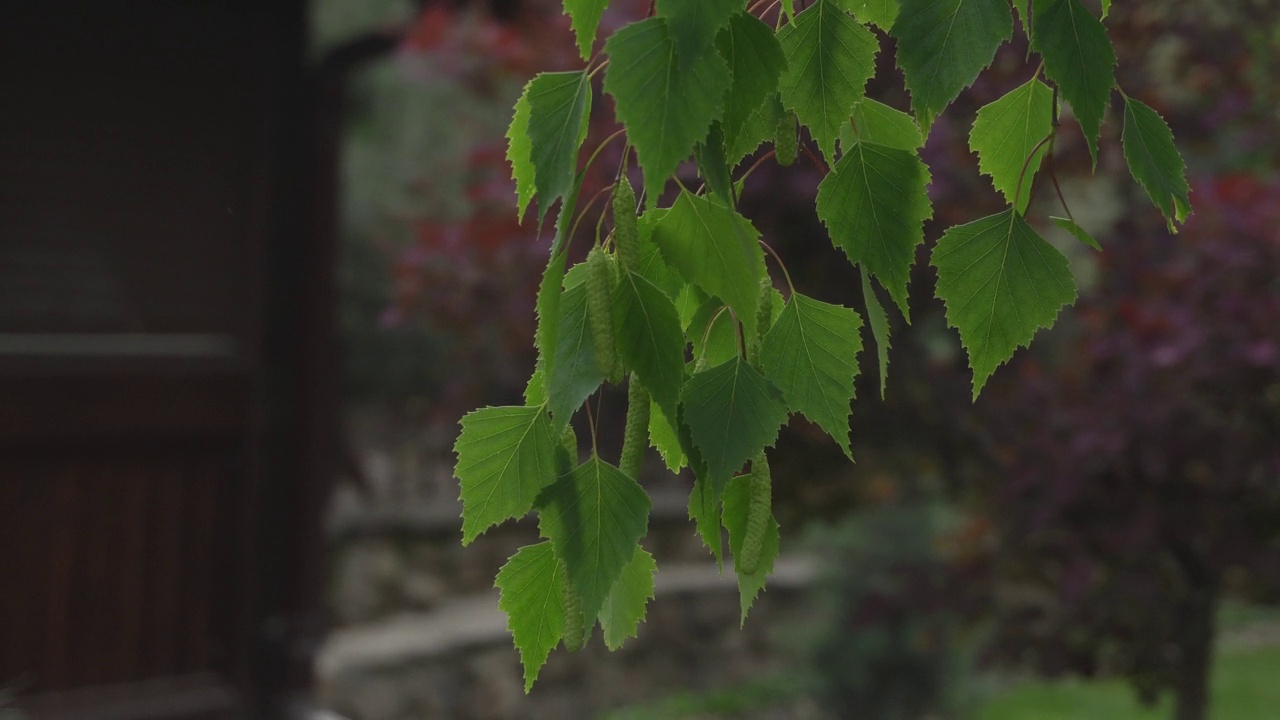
[{"x1": 1172, "y1": 584, "x2": 1219, "y2": 720}]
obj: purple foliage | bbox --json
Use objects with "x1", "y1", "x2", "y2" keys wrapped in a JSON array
[{"x1": 978, "y1": 171, "x2": 1280, "y2": 697}]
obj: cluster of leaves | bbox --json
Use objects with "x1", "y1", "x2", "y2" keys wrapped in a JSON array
[
  {"x1": 975, "y1": 170, "x2": 1280, "y2": 707},
  {"x1": 452, "y1": 0, "x2": 1192, "y2": 689}
]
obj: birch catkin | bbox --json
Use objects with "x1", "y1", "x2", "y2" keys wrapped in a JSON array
[
  {"x1": 739, "y1": 453, "x2": 772, "y2": 575},
  {"x1": 619, "y1": 375, "x2": 650, "y2": 480},
  {"x1": 585, "y1": 247, "x2": 621, "y2": 382},
  {"x1": 612, "y1": 176, "x2": 640, "y2": 273},
  {"x1": 775, "y1": 111, "x2": 797, "y2": 167}
]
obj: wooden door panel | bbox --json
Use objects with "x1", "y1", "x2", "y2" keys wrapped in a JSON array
[{"x1": 1, "y1": 447, "x2": 240, "y2": 695}]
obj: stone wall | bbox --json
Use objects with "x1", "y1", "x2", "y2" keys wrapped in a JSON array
[{"x1": 317, "y1": 487, "x2": 815, "y2": 719}]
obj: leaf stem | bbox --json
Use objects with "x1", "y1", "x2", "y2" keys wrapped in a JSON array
[
  {"x1": 801, "y1": 143, "x2": 828, "y2": 175},
  {"x1": 569, "y1": 183, "x2": 617, "y2": 250},
  {"x1": 596, "y1": 195, "x2": 613, "y2": 248},
  {"x1": 1012, "y1": 131, "x2": 1055, "y2": 212},
  {"x1": 614, "y1": 144, "x2": 632, "y2": 185},
  {"x1": 566, "y1": 132, "x2": 629, "y2": 248},
  {"x1": 759, "y1": 240, "x2": 795, "y2": 297},
  {"x1": 734, "y1": 312, "x2": 747, "y2": 360},
  {"x1": 1048, "y1": 154, "x2": 1076, "y2": 223},
  {"x1": 695, "y1": 306, "x2": 731, "y2": 371},
  {"x1": 749, "y1": 0, "x2": 782, "y2": 20},
  {"x1": 586, "y1": 391, "x2": 600, "y2": 455},
  {"x1": 736, "y1": 149, "x2": 777, "y2": 186},
  {"x1": 582, "y1": 129, "x2": 627, "y2": 181},
  {"x1": 1050, "y1": 81, "x2": 1060, "y2": 128}
]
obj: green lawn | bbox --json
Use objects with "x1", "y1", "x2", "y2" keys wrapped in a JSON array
[
  {"x1": 605, "y1": 605, "x2": 1280, "y2": 720},
  {"x1": 981, "y1": 644, "x2": 1280, "y2": 720}
]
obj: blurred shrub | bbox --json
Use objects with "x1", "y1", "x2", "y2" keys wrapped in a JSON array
[
  {"x1": 795, "y1": 502, "x2": 988, "y2": 720},
  {"x1": 973, "y1": 170, "x2": 1280, "y2": 714}
]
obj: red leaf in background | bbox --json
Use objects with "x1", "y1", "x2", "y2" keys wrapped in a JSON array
[
  {"x1": 464, "y1": 215, "x2": 526, "y2": 255},
  {"x1": 402, "y1": 5, "x2": 453, "y2": 52}
]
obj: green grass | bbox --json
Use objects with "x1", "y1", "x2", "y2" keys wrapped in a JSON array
[
  {"x1": 601, "y1": 675, "x2": 805, "y2": 720},
  {"x1": 979, "y1": 677, "x2": 1172, "y2": 720},
  {"x1": 981, "y1": 644, "x2": 1280, "y2": 720},
  {"x1": 604, "y1": 644, "x2": 1280, "y2": 720},
  {"x1": 604, "y1": 605, "x2": 1280, "y2": 720}
]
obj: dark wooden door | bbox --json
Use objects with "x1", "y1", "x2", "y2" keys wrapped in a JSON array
[{"x1": 0, "y1": 2, "x2": 321, "y2": 717}]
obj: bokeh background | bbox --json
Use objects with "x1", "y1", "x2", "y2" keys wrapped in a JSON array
[
  {"x1": 2, "y1": 1, "x2": 1277, "y2": 719},
  {"x1": 319, "y1": 0, "x2": 1279, "y2": 718}
]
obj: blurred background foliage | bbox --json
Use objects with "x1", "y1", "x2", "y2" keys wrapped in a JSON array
[{"x1": 317, "y1": 0, "x2": 1279, "y2": 717}]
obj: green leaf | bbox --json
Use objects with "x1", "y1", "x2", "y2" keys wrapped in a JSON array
[
  {"x1": 537, "y1": 455, "x2": 652, "y2": 623},
  {"x1": 760, "y1": 293, "x2": 863, "y2": 460},
  {"x1": 651, "y1": 191, "x2": 766, "y2": 339},
  {"x1": 848, "y1": 0, "x2": 899, "y2": 29},
  {"x1": 1101, "y1": 0, "x2": 1110, "y2": 18},
  {"x1": 682, "y1": 357, "x2": 789, "y2": 486},
  {"x1": 534, "y1": 187, "x2": 579, "y2": 396},
  {"x1": 969, "y1": 77, "x2": 1054, "y2": 213},
  {"x1": 657, "y1": 0, "x2": 743, "y2": 64},
  {"x1": 564, "y1": 0, "x2": 609, "y2": 60},
  {"x1": 605, "y1": 18, "x2": 732, "y2": 201},
  {"x1": 526, "y1": 71, "x2": 593, "y2": 223},
  {"x1": 598, "y1": 547, "x2": 658, "y2": 650},
  {"x1": 861, "y1": 271, "x2": 893, "y2": 399},
  {"x1": 777, "y1": 0, "x2": 878, "y2": 159},
  {"x1": 767, "y1": 287, "x2": 787, "y2": 327},
  {"x1": 815, "y1": 141, "x2": 932, "y2": 316},
  {"x1": 548, "y1": 284, "x2": 604, "y2": 425},
  {"x1": 932, "y1": 209, "x2": 1077, "y2": 397},
  {"x1": 496, "y1": 542, "x2": 565, "y2": 691},
  {"x1": 698, "y1": 122, "x2": 736, "y2": 207},
  {"x1": 1121, "y1": 96, "x2": 1192, "y2": 233},
  {"x1": 524, "y1": 368, "x2": 545, "y2": 406},
  {"x1": 506, "y1": 82, "x2": 536, "y2": 220},
  {"x1": 635, "y1": 209, "x2": 685, "y2": 299},
  {"x1": 455, "y1": 406, "x2": 559, "y2": 544},
  {"x1": 722, "y1": 470, "x2": 780, "y2": 624},
  {"x1": 689, "y1": 296, "x2": 738, "y2": 369},
  {"x1": 1030, "y1": 0, "x2": 1116, "y2": 165},
  {"x1": 727, "y1": 94, "x2": 785, "y2": 165},
  {"x1": 1013, "y1": 0, "x2": 1029, "y2": 32},
  {"x1": 716, "y1": 12, "x2": 787, "y2": 159},
  {"x1": 839, "y1": 99, "x2": 924, "y2": 152},
  {"x1": 561, "y1": 259, "x2": 590, "y2": 290},
  {"x1": 648, "y1": 400, "x2": 686, "y2": 472},
  {"x1": 676, "y1": 284, "x2": 709, "y2": 330},
  {"x1": 689, "y1": 473, "x2": 724, "y2": 567},
  {"x1": 612, "y1": 270, "x2": 687, "y2": 424},
  {"x1": 891, "y1": 0, "x2": 1013, "y2": 128},
  {"x1": 673, "y1": 401, "x2": 720, "y2": 567},
  {"x1": 1051, "y1": 216, "x2": 1101, "y2": 251}
]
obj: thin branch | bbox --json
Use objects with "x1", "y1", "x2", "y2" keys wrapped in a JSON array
[
  {"x1": 695, "y1": 306, "x2": 732, "y2": 372},
  {"x1": 1048, "y1": 153, "x2": 1076, "y2": 223},
  {"x1": 736, "y1": 149, "x2": 778, "y2": 186},
  {"x1": 802, "y1": 143, "x2": 828, "y2": 175},
  {"x1": 760, "y1": 240, "x2": 795, "y2": 297},
  {"x1": 1012, "y1": 131, "x2": 1055, "y2": 212},
  {"x1": 586, "y1": 393, "x2": 600, "y2": 455},
  {"x1": 569, "y1": 184, "x2": 617, "y2": 250}
]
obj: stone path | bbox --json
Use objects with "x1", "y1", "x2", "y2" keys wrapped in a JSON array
[{"x1": 317, "y1": 557, "x2": 817, "y2": 681}]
